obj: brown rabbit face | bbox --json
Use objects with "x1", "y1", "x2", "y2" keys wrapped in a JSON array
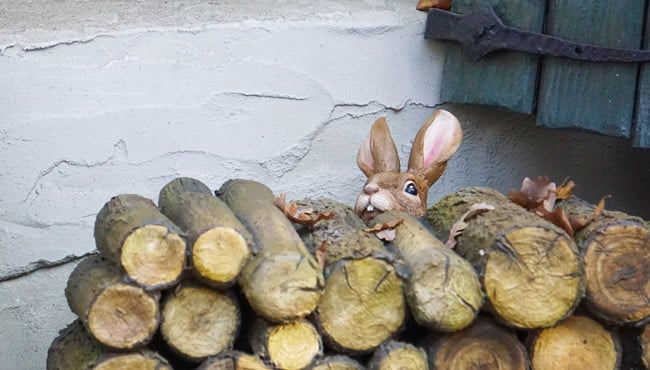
[
  {"x1": 355, "y1": 171, "x2": 430, "y2": 222},
  {"x1": 354, "y1": 110, "x2": 462, "y2": 222}
]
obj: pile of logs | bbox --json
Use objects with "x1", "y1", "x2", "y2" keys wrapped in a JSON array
[{"x1": 47, "y1": 177, "x2": 650, "y2": 369}]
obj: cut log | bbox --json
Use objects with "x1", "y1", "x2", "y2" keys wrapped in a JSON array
[
  {"x1": 641, "y1": 324, "x2": 650, "y2": 369},
  {"x1": 370, "y1": 210, "x2": 483, "y2": 332},
  {"x1": 366, "y1": 340, "x2": 428, "y2": 370},
  {"x1": 560, "y1": 196, "x2": 650, "y2": 325},
  {"x1": 426, "y1": 187, "x2": 584, "y2": 329},
  {"x1": 296, "y1": 198, "x2": 406, "y2": 354},
  {"x1": 94, "y1": 194, "x2": 186, "y2": 289},
  {"x1": 528, "y1": 315, "x2": 621, "y2": 370},
  {"x1": 158, "y1": 177, "x2": 254, "y2": 288},
  {"x1": 47, "y1": 320, "x2": 172, "y2": 370},
  {"x1": 424, "y1": 316, "x2": 529, "y2": 370},
  {"x1": 64, "y1": 254, "x2": 160, "y2": 349},
  {"x1": 160, "y1": 281, "x2": 240, "y2": 363},
  {"x1": 197, "y1": 351, "x2": 271, "y2": 370},
  {"x1": 309, "y1": 355, "x2": 364, "y2": 370},
  {"x1": 248, "y1": 317, "x2": 323, "y2": 370},
  {"x1": 218, "y1": 179, "x2": 324, "y2": 323}
]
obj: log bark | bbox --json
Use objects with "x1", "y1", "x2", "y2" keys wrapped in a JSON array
[
  {"x1": 47, "y1": 320, "x2": 172, "y2": 370},
  {"x1": 158, "y1": 177, "x2": 254, "y2": 288},
  {"x1": 160, "y1": 281, "x2": 240, "y2": 363},
  {"x1": 94, "y1": 194, "x2": 186, "y2": 289},
  {"x1": 64, "y1": 254, "x2": 160, "y2": 349},
  {"x1": 371, "y1": 211, "x2": 483, "y2": 332},
  {"x1": 309, "y1": 355, "x2": 365, "y2": 370},
  {"x1": 218, "y1": 179, "x2": 324, "y2": 323},
  {"x1": 366, "y1": 340, "x2": 428, "y2": 370},
  {"x1": 296, "y1": 199, "x2": 406, "y2": 355},
  {"x1": 424, "y1": 316, "x2": 529, "y2": 370},
  {"x1": 247, "y1": 317, "x2": 323, "y2": 370},
  {"x1": 527, "y1": 315, "x2": 621, "y2": 370},
  {"x1": 197, "y1": 351, "x2": 271, "y2": 370},
  {"x1": 641, "y1": 324, "x2": 650, "y2": 369},
  {"x1": 426, "y1": 187, "x2": 584, "y2": 329},
  {"x1": 560, "y1": 196, "x2": 650, "y2": 325}
]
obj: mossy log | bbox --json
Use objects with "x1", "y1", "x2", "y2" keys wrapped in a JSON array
[
  {"x1": 94, "y1": 194, "x2": 186, "y2": 289},
  {"x1": 247, "y1": 317, "x2": 323, "y2": 370},
  {"x1": 424, "y1": 317, "x2": 529, "y2": 370},
  {"x1": 296, "y1": 199, "x2": 406, "y2": 354},
  {"x1": 158, "y1": 177, "x2": 254, "y2": 288},
  {"x1": 426, "y1": 187, "x2": 584, "y2": 329},
  {"x1": 218, "y1": 179, "x2": 324, "y2": 323},
  {"x1": 47, "y1": 321, "x2": 172, "y2": 370},
  {"x1": 371, "y1": 211, "x2": 483, "y2": 332},
  {"x1": 197, "y1": 351, "x2": 271, "y2": 370},
  {"x1": 65, "y1": 254, "x2": 160, "y2": 350},
  {"x1": 527, "y1": 315, "x2": 621, "y2": 370},
  {"x1": 309, "y1": 355, "x2": 365, "y2": 370},
  {"x1": 366, "y1": 340, "x2": 428, "y2": 370},
  {"x1": 560, "y1": 196, "x2": 650, "y2": 325},
  {"x1": 160, "y1": 281, "x2": 240, "y2": 363}
]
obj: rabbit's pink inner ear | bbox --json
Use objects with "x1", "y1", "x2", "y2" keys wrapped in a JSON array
[
  {"x1": 357, "y1": 134, "x2": 376, "y2": 177},
  {"x1": 421, "y1": 110, "x2": 462, "y2": 168}
]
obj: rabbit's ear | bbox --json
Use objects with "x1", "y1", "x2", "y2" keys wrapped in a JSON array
[
  {"x1": 408, "y1": 109, "x2": 463, "y2": 184},
  {"x1": 357, "y1": 117, "x2": 401, "y2": 177}
]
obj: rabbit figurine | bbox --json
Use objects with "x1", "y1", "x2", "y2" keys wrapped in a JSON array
[{"x1": 354, "y1": 109, "x2": 463, "y2": 222}]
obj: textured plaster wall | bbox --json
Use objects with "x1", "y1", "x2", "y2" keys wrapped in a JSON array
[{"x1": 1, "y1": 1, "x2": 650, "y2": 369}]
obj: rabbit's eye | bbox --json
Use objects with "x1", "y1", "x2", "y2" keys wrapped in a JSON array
[{"x1": 404, "y1": 181, "x2": 418, "y2": 196}]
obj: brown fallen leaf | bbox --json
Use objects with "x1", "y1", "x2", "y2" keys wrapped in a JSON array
[
  {"x1": 509, "y1": 176, "x2": 557, "y2": 211},
  {"x1": 446, "y1": 202, "x2": 495, "y2": 249},
  {"x1": 556, "y1": 179, "x2": 576, "y2": 200},
  {"x1": 570, "y1": 195, "x2": 611, "y2": 232},
  {"x1": 535, "y1": 207, "x2": 574, "y2": 238},
  {"x1": 416, "y1": 0, "x2": 452, "y2": 11},
  {"x1": 316, "y1": 240, "x2": 328, "y2": 270},
  {"x1": 274, "y1": 193, "x2": 335, "y2": 225},
  {"x1": 364, "y1": 218, "x2": 404, "y2": 242}
]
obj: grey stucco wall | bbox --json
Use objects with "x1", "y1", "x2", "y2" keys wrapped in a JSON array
[{"x1": 1, "y1": 1, "x2": 649, "y2": 369}]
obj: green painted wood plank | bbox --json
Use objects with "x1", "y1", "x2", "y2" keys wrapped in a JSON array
[
  {"x1": 634, "y1": 5, "x2": 650, "y2": 148},
  {"x1": 436, "y1": 0, "x2": 546, "y2": 114},
  {"x1": 537, "y1": 0, "x2": 644, "y2": 137}
]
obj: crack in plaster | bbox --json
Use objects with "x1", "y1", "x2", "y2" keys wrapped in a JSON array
[
  {"x1": 0, "y1": 251, "x2": 96, "y2": 283},
  {"x1": 22, "y1": 140, "x2": 128, "y2": 203}
]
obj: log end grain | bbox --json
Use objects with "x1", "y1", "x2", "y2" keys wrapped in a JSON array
[
  {"x1": 120, "y1": 224, "x2": 186, "y2": 288},
  {"x1": 192, "y1": 226, "x2": 251, "y2": 286},
  {"x1": 197, "y1": 351, "x2": 271, "y2": 370},
  {"x1": 582, "y1": 220, "x2": 650, "y2": 324},
  {"x1": 309, "y1": 355, "x2": 364, "y2": 370},
  {"x1": 641, "y1": 324, "x2": 650, "y2": 369},
  {"x1": 161, "y1": 284, "x2": 240, "y2": 362},
  {"x1": 264, "y1": 320, "x2": 322, "y2": 370},
  {"x1": 486, "y1": 225, "x2": 584, "y2": 329},
  {"x1": 367, "y1": 340, "x2": 428, "y2": 370},
  {"x1": 528, "y1": 315, "x2": 620, "y2": 370},
  {"x1": 88, "y1": 283, "x2": 160, "y2": 349},
  {"x1": 92, "y1": 353, "x2": 173, "y2": 370},
  {"x1": 316, "y1": 258, "x2": 406, "y2": 354},
  {"x1": 240, "y1": 251, "x2": 324, "y2": 323},
  {"x1": 425, "y1": 317, "x2": 529, "y2": 370}
]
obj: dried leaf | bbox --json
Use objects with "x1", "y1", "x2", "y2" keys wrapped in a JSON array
[
  {"x1": 274, "y1": 193, "x2": 335, "y2": 225},
  {"x1": 509, "y1": 176, "x2": 558, "y2": 211},
  {"x1": 556, "y1": 179, "x2": 576, "y2": 200},
  {"x1": 536, "y1": 207, "x2": 574, "y2": 238},
  {"x1": 593, "y1": 195, "x2": 611, "y2": 217},
  {"x1": 376, "y1": 229, "x2": 397, "y2": 242},
  {"x1": 446, "y1": 203, "x2": 495, "y2": 249},
  {"x1": 571, "y1": 195, "x2": 611, "y2": 232},
  {"x1": 416, "y1": 0, "x2": 452, "y2": 11},
  {"x1": 364, "y1": 218, "x2": 404, "y2": 241},
  {"x1": 316, "y1": 241, "x2": 327, "y2": 270}
]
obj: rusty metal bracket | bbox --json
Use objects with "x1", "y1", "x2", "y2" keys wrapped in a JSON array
[{"x1": 425, "y1": 6, "x2": 650, "y2": 63}]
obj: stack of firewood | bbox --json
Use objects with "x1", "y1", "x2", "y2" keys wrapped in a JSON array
[{"x1": 47, "y1": 177, "x2": 650, "y2": 369}]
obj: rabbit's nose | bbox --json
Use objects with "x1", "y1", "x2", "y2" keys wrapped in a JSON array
[{"x1": 363, "y1": 183, "x2": 379, "y2": 195}]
